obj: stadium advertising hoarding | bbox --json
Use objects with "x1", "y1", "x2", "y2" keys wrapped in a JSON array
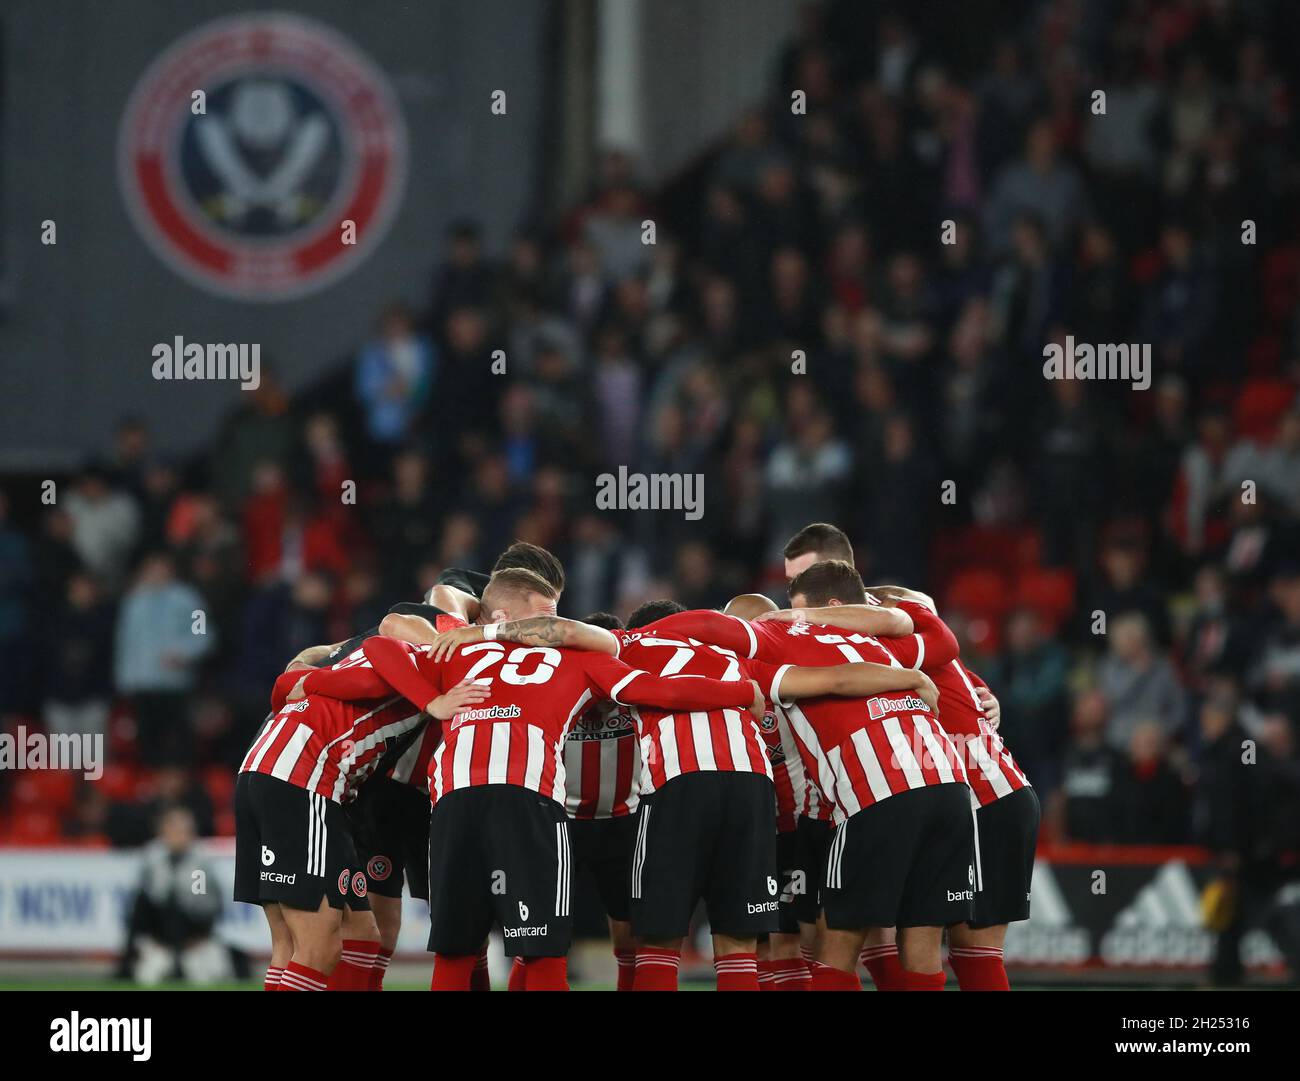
[
  {"x1": 0, "y1": 844, "x2": 1286, "y2": 979},
  {"x1": 1005, "y1": 846, "x2": 1287, "y2": 978},
  {"x1": 0, "y1": 842, "x2": 433, "y2": 957}
]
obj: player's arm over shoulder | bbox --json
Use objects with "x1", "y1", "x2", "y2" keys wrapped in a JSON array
[
  {"x1": 379, "y1": 600, "x2": 465, "y2": 646},
  {"x1": 645, "y1": 609, "x2": 762, "y2": 658},
  {"x1": 425, "y1": 584, "x2": 480, "y2": 623},
  {"x1": 755, "y1": 659, "x2": 937, "y2": 712},
  {"x1": 762, "y1": 603, "x2": 913, "y2": 638},
  {"x1": 490, "y1": 615, "x2": 619, "y2": 655},
  {"x1": 379, "y1": 612, "x2": 441, "y2": 645},
  {"x1": 285, "y1": 643, "x2": 340, "y2": 670}
]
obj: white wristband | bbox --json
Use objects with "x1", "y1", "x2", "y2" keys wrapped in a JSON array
[{"x1": 483, "y1": 623, "x2": 500, "y2": 641}]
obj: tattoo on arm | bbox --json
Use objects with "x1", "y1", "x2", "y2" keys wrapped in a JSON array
[{"x1": 499, "y1": 616, "x2": 570, "y2": 648}]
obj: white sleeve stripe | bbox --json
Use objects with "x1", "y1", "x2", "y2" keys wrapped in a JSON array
[
  {"x1": 729, "y1": 613, "x2": 758, "y2": 658},
  {"x1": 609, "y1": 670, "x2": 644, "y2": 704},
  {"x1": 770, "y1": 663, "x2": 796, "y2": 708},
  {"x1": 911, "y1": 634, "x2": 925, "y2": 670}
]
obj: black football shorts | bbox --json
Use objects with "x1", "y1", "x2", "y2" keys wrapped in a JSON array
[
  {"x1": 793, "y1": 815, "x2": 835, "y2": 925},
  {"x1": 969, "y1": 786, "x2": 1040, "y2": 929},
  {"x1": 568, "y1": 813, "x2": 638, "y2": 923},
  {"x1": 630, "y1": 771, "x2": 779, "y2": 940},
  {"x1": 822, "y1": 782, "x2": 973, "y2": 930},
  {"x1": 347, "y1": 776, "x2": 432, "y2": 900},
  {"x1": 426, "y1": 785, "x2": 572, "y2": 958},
  {"x1": 234, "y1": 772, "x2": 370, "y2": 912}
]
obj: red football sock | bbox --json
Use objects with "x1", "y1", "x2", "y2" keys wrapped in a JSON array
[
  {"x1": 767, "y1": 957, "x2": 810, "y2": 991},
  {"x1": 470, "y1": 946, "x2": 492, "y2": 991},
  {"x1": 430, "y1": 953, "x2": 477, "y2": 991},
  {"x1": 758, "y1": 957, "x2": 778, "y2": 990},
  {"x1": 327, "y1": 939, "x2": 380, "y2": 990},
  {"x1": 278, "y1": 960, "x2": 328, "y2": 991},
  {"x1": 263, "y1": 965, "x2": 284, "y2": 991},
  {"x1": 508, "y1": 955, "x2": 527, "y2": 992},
  {"x1": 860, "y1": 944, "x2": 906, "y2": 991},
  {"x1": 615, "y1": 948, "x2": 637, "y2": 992},
  {"x1": 368, "y1": 948, "x2": 392, "y2": 991},
  {"x1": 901, "y1": 968, "x2": 947, "y2": 991},
  {"x1": 949, "y1": 947, "x2": 1011, "y2": 991},
  {"x1": 714, "y1": 952, "x2": 759, "y2": 991},
  {"x1": 633, "y1": 947, "x2": 681, "y2": 991},
  {"x1": 522, "y1": 956, "x2": 569, "y2": 991},
  {"x1": 808, "y1": 963, "x2": 861, "y2": 991}
]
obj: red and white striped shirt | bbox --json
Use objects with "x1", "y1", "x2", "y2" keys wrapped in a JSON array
[
  {"x1": 654, "y1": 610, "x2": 967, "y2": 823},
  {"x1": 928, "y1": 659, "x2": 1031, "y2": 806},
  {"x1": 379, "y1": 615, "x2": 469, "y2": 792},
  {"x1": 763, "y1": 615, "x2": 970, "y2": 822},
  {"x1": 774, "y1": 708, "x2": 833, "y2": 823},
  {"x1": 615, "y1": 620, "x2": 774, "y2": 797},
  {"x1": 349, "y1": 635, "x2": 758, "y2": 810},
  {"x1": 563, "y1": 700, "x2": 640, "y2": 819},
  {"x1": 242, "y1": 658, "x2": 426, "y2": 803},
  {"x1": 761, "y1": 705, "x2": 799, "y2": 833}
]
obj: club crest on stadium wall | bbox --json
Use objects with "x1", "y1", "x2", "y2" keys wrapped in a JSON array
[{"x1": 118, "y1": 13, "x2": 407, "y2": 301}]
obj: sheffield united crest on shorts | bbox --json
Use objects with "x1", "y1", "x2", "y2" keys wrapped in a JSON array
[{"x1": 118, "y1": 13, "x2": 407, "y2": 301}]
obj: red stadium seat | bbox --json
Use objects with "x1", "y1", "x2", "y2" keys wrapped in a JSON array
[
  {"x1": 1234, "y1": 377, "x2": 1297, "y2": 442},
  {"x1": 107, "y1": 708, "x2": 139, "y2": 762},
  {"x1": 963, "y1": 615, "x2": 1001, "y2": 654},
  {"x1": 9, "y1": 770, "x2": 78, "y2": 813},
  {"x1": 203, "y1": 766, "x2": 236, "y2": 810},
  {"x1": 1013, "y1": 568, "x2": 1076, "y2": 631},
  {"x1": 7, "y1": 808, "x2": 64, "y2": 846},
  {"x1": 939, "y1": 525, "x2": 1043, "y2": 584},
  {"x1": 92, "y1": 762, "x2": 148, "y2": 802},
  {"x1": 943, "y1": 568, "x2": 1011, "y2": 625}
]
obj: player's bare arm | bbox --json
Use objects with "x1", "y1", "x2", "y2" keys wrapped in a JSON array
[
  {"x1": 774, "y1": 663, "x2": 939, "y2": 714},
  {"x1": 864, "y1": 583, "x2": 938, "y2": 612},
  {"x1": 428, "y1": 616, "x2": 618, "y2": 662},
  {"x1": 426, "y1": 583, "x2": 480, "y2": 623},
  {"x1": 286, "y1": 643, "x2": 339, "y2": 669},
  {"x1": 754, "y1": 603, "x2": 914, "y2": 637},
  {"x1": 378, "y1": 611, "x2": 442, "y2": 646}
]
